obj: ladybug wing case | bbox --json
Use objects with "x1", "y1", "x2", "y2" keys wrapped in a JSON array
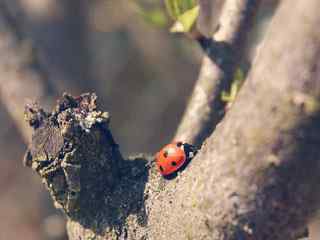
[{"x1": 156, "y1": 144, "x2": 186, "y2": 176}]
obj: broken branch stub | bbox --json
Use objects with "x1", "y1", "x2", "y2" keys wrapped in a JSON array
[{"x1": 23, "y1": 93, "x2": 122, "y2": 220}]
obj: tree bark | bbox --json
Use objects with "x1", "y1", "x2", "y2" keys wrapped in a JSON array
[
  {"x1": 24, "y1": 0, "x2": 320, "y2": 239},
  {"x1": 163, "y1": 0, "x2": 320, "y2": 239},
  {"x1": 175, "y1": 0, "x2": 261, "y2": 146}
]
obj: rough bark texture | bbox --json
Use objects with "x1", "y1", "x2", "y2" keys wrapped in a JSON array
[
  {"x1": 24, "y1": 93, "x2": 152, "y2": 239},
  {"x1": 175, "y1": 0, "x2": 261, "y2": 146},
  {"x1": 23, "y1": 93, "x2": 123, "y2": 218},
  {"x1": 161, "y1": 0, "x2": 320, "y2": 239},
  {"x1": 24, "y1": 0, "x2": 320, "y2": 240}
]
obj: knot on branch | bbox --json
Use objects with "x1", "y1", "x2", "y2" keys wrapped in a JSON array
[{"x1": 23, "y1": 93, "x2": 122, "y2": 219}]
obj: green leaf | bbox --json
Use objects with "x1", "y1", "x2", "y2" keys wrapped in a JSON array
[
  {"x1": 221, "y1": 68, "x2": 245, "y2": 103},
  {"x1": 165, "y1": 0, "x2": 197, "y2": 20},
  {"x1": 170, "y1": 5, "x2": 199, "y2": 33},
  {"x1": 233, "y1": 67, "x2": 245, "y2": 82},
  {"x1": 165, "y1": 0, "x2": 177, "y2": 20}
]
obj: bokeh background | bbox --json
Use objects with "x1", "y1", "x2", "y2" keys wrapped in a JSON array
[{"x1": 0, "y1": 0, "x2": 277, "y2": 239}]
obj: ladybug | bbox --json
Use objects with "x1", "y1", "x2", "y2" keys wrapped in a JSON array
[{"x1": 155, "y1": 141, "x2": 196, "y2": 176}]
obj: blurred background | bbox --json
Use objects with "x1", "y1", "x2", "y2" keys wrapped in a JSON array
[{"x1": 0, "y1": 0, "x2": 277, "y2": 239}]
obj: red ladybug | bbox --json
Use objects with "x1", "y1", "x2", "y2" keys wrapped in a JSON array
[{"x1": 155, "y1": 141, "x2": 196, "y2": 176}]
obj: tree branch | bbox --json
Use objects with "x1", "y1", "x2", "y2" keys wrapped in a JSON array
[
  {"x1": 160, "y1": 0, "x2": 320, "y2": 239},
  {"x1": 174, "y1": 0, "x2": 261, "y2": 146},
  {"x1": 23, "y1": 0, "x2": 320, "y2": 240},
  {"x1": 197, "y1": 0, "x2": 224, "y2": 37}
]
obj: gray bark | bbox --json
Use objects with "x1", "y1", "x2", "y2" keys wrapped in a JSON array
[
  {"x1": 164, "y1": 0, "x2": 320, "y2": 239},
  {"x1": 23, "y1": 0, "x2": 320, "y2": 239},
  {"x1": 175, "y1": 0, "x2": 261, "y2": 146}
]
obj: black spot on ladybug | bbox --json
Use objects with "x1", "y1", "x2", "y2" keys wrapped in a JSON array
[
  {"x1": 159, "y1": 166, "x2": 164, "y2": 172},
  {"x1": 171, "y1": 161, "x2": 177, "y2": 166},
  {"x1": 163, "y1": 151, "x2": 168, "y2": 158}
]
